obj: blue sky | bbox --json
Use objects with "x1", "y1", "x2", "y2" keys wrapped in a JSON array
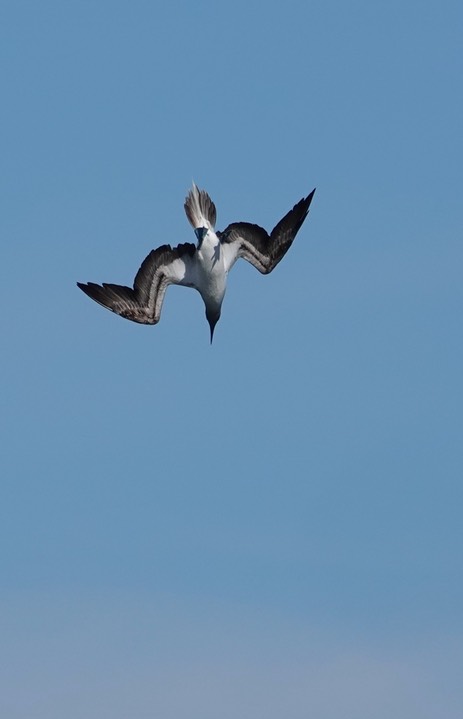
[{"x1": 1, "y1": 0, "x2": 462, "y2": 716}]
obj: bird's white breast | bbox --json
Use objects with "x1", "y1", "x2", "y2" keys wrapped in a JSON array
[{"x1": 197, "y1": 232, "x2": 227, "y2": 305}]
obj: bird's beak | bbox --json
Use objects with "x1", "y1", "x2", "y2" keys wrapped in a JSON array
[
  {"x1": 209, "y1": 320, "x2": 216, "y2": 344},
  {"x1": 206, "y1": 309, "x2": 220, "y2": 345}
]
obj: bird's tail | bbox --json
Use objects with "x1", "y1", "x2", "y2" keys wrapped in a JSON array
[{"x1": 184, "y1": 182, "x2": 217, "y2": 230}]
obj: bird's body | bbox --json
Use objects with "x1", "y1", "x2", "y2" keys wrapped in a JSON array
[{"x1": 77, "y1": 183, "x2": 315, "y2": 342}]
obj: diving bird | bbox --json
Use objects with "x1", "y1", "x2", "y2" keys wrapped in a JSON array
[{"x1": 77, "y1": 183, "x2": 316, "y2": 342}]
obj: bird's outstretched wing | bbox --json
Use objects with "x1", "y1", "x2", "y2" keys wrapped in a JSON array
[
  {"x1": 220, "y1": 189, "x2": 315, "y2": 274},
  {"x1": 77, "y1": 242, "x2": 197, "y2": 324}
]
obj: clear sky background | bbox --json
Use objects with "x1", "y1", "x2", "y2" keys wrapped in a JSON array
[{"x1": 1, "y1": 1, "x2": 462, "y2": 717}]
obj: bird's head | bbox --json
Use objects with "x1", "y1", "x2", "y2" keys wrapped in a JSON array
[
  {"x1": 194, "y1": 227, "x2": 208, "y2": 245},
  {"x1": 205, "y1": 307, "x2": 221, "y2": 345}
]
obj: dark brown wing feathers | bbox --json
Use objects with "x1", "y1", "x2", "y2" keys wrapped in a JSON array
[
  {"x1": 77, "y1": 242, "x2": 196, "y2": 325},
  {"x1": 220, "y1": 189, "x2": 315, "y2": 274}
]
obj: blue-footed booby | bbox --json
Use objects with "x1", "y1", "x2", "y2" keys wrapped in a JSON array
[{"x1": 77, "y1": 184, "x2": 316, "y2": 342}]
